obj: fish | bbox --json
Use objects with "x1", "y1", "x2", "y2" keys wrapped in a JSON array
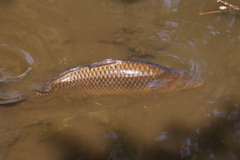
[{"x1": 0, "y1": 59, "x2": 203, "y2": 105}]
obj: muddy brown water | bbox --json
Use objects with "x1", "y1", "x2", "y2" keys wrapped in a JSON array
[{"x1": 0, "y1": 0, "x2": 240, "y2": 159}]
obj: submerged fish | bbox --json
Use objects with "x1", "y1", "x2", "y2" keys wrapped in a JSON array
[{"x1": 0, "y1": 59, "x2": 203, "y2": 105}]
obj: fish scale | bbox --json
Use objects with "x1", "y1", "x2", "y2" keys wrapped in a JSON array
[{"x1": 0, "y1": 59, "x2": 203, "y2": 105}]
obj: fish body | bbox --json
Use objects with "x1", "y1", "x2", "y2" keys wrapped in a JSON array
[{"x1": 0, "y1": 59, "x2": 203, "y2": 104}]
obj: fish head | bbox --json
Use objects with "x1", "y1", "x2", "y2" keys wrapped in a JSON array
[
  {"x1": 165, "y1": 69, "x2": 203, "y2": 92},
  {"x1": 150, "y1": 69, "x2": 203, "y2": 92}
]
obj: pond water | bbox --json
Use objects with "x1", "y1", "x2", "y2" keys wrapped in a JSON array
[{"x1": 1, "y1": 0, "x2": 240, "y2": 159}]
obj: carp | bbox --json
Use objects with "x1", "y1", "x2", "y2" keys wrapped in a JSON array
[{"x1": 0, "y1": 59, "x2": 203, "y2": 105}]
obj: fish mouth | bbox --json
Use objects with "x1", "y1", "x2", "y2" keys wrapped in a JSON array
[
  {"x1": 194, "y1": 81, "x2": 204, "y2": 88},
  {"x1": 188, "y1": 77, "x2": 204, "y2": 89}
]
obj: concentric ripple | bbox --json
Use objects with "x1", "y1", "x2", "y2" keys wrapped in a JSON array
[
  {"x1": 155, "y1": 43, "x2": 206, "y2": 90},
  {"x1": 0, "y1": 43, "x2": 36, "y2": 99},
  {"x1": 0, "y1": 43, "x2": 34, "y2": 82},
  {"x1": 155, "y1": 41, "x2": 227, "y2": 104}
]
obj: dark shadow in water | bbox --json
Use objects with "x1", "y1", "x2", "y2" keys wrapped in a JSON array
[
  {"x1": 117, "y1": 0, "x2": 141, "y2": 4},
  {"x1": 0, "y1": 0, "x2": 16, "y2": 5},
  {"x1": 36, "y1": 94, "x2": 240, "y2": 160}
]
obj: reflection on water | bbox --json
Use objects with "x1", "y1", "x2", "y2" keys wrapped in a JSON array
[{"x1": 1, "y1": 0, "x2": 240, "y2": 159}]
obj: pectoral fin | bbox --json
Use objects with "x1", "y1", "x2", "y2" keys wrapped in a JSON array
[{"x1": 146, "y1": 79, "x2": 170, "y2": 90}]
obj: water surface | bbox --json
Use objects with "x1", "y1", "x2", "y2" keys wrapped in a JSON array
[{"x1": 1, "y1": 0, "x2": 240, "y2": 159}]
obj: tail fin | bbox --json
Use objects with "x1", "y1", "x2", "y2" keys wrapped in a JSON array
[{"x1": 0, "y1": 97, "x2": 25, "y2": 105}]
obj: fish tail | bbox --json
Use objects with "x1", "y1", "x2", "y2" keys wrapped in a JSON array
[
  {"x1": 24, "y1": 90, "x2": 60, "y2": 104},
  {"x1": 0, "y1": 91, "x2": 50, "y2": 106},
  {"x1": 0, "y1": 97, "x2": 25, "y2": 106}
]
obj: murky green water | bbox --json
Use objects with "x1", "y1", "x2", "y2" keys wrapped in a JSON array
[{"x1": 1, "y1": 0, "x2": 240, "y2": 159}]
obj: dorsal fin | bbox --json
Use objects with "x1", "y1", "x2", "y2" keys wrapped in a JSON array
[
  {"x1": 88, "y1": 59, "x2": 117, "y2": 68},
  {"x1": 39, "y1": 66, "x2": 83, "y2": 92},
  {"x1": 40, "y1": 59, "x2": 118, "y2": 92}
]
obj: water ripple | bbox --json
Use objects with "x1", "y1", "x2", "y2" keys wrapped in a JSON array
[
  {"x1": 154, "y1": 40, "x2": 227, "y2": 105},
  {"x1": 0, "y1": 43, "x2": 35, "y2": 82},
  {"x1": 155, "y1": 43, "x2": 206, "y2": 90}
]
